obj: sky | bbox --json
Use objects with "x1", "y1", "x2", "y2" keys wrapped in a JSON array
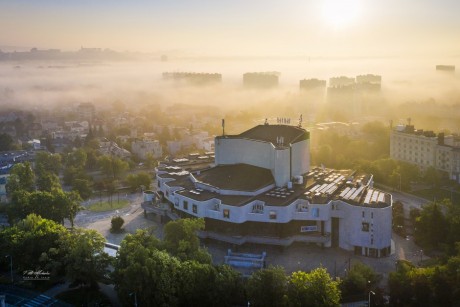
[{"x1": 1, "y1": 0, "x2": 460, "y2": 57}]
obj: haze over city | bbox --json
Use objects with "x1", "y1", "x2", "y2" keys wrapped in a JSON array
[
  {"x1": 2, "y1": 1, "x2": 460, "y2": 306},
  {"x1": 2, "y1": 0, "x2": 460, "y2": 57}
]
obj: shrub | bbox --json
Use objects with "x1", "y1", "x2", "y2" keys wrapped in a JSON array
[{"x1": 111, "y1": 216, "x2": 124, "y2": 232}]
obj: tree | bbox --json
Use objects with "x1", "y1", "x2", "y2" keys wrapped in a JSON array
[
  {"x1": 60, "y1": 190, "x2": 83, "y2": 228},
  {"x1": 415, "y1": 201, "x2": 448, "y2": 249},
  {"x1": 72, "y1": 178, "x2": 93, "y2": 200},
  {"x1": 65, "y1": 148, "x2": 87, "y2": 169},
  {"x1": 35, "y1": 152, "x2": 62, "y2": 175},
  {"x1": 111, "y1": 216, "x2": 124, "y2": 232},
  {"x1": 9, "y1": 189, "x2": 82, "y2": 226},
  {"x1": 388, "y1": 260, "x2": 416, "y2": 306},
  {"x1": 423, "y1": 166, "x2": 441, "y2": 188},
  {"x1": 63, "y1": 228, "x2": 111, "y2": 288},
  {"x1": 98, "y1": 155, "x2": 128, "y2": 179},
  {"x1": 0, "y1": 214, "x2": 68, "y2": 276},
  {"x1": 247, "y1": 266, "x2": 288, "y2": 307},
  {"x1": 113, "y1": 230, "x2": 179, "y2": 306},
  {"x1": 6, "y1": 162, "x2": 35, "y2": 195},
  {"x1": 340, "y1": 262, "x2": 378, "y2": 300},
  {"x1": 287, "y1": 268, "x2": 341, "y2": 307},
  {"x1": 144, "y1": 152, "x2": 157, "y2": 168},
  {"x1": 36, "y1": 170, "x2": 61, "y2": 192},
  {"x1": 126, "y1": 172, "x2": 152, "y2": 192},
  {"x1": 163, "y1": 218, "x2": 211, "y2": 263},
  {"x1": 0, "y1": 133, "x2": 14, "y2": 151}
]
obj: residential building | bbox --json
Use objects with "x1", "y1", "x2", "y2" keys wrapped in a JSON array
[
  {"x1": 131, "y1": 139, "x2": 163, "y2": 160},
  {"x1": 299, "y1": 78, "x2": 326, "y2": 91},
  {"x1": 76, "y1": 103, "x2": 95, "y2": 121},
  {"x1": 155, "y1": 124, "x2": 392, "y2": 258},
  {"x1": 390, "y1": 124, "x2": 460, "y2": 183}
]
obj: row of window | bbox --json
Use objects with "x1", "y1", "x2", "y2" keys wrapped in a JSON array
[
  {"x1": 182, "y1": 200, "x2": 198, "y2": 214},
  {"x1": 362, "y1": 211, "x2": 374, "y2": 218}
]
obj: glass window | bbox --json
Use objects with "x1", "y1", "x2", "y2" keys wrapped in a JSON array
[
  {"x1": 223, "y1": 209, "x2": 230, "y2": 219},
  {"x1": 183, "y1": 201, "x2": 188, "y2": 210},
  {"x1": 269, "y1": 211, "x2": 277, "y2": 220},
  {"x1": 192, "y1": 204, "x2": 197, "y2": 214},
  {"x1": 362, "y1": 222, "x2": 370, "y2": 232}
]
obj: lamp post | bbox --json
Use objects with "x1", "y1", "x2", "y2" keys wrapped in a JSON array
[
  {"x1": 368, "y1": 290, "x2": 375, "y2": 307},
  {"x1": 129, "y1": 292, "x2": 138, "y2": 307},
  {"x1": 5, "y1": 255, "x2": 13, "y2": 284},
  {"x1": 420, "y1": 250, "x2": 423, "y2": 264}
]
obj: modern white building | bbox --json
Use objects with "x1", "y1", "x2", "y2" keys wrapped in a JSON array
[
  {"x1": 390, "y1": 124, "x2": 460, "y2": 183},
  {"x1": 155, "y1": 124, "x2": 392, "y2": 257}
]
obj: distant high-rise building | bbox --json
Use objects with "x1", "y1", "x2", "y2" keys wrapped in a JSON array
[
  {"x1": 243, "y1": 72, "x2": 280, "y2": 88},
  {"x1": 436, "y1": 65, "x2": 455, "y2": 72},
  {"x1": 299, "y1": 78, "x2": 326, "y2": 91},
  {"x1": 162, "y1": 72, "x2": 222, "y2": 85},
  {"x1": 76, "y1": 102, "x2": 96, "y2": 121}
]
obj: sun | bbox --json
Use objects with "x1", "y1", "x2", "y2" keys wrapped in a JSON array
[{"x1": 322, "y1": 0, "x2": 362, "y2": 29}]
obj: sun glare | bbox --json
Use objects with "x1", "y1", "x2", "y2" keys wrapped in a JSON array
[{"x1": 322, "y1": 0, "x2": 361, "y2": 29}]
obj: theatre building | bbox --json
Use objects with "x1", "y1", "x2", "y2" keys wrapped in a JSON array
[{"x1": 156, "y1": 123, "x2": 392, "y2": 258}]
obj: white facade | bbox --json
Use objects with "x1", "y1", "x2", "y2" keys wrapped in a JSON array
[
  {"x1": 154, "y1": 124, "x2": 392, "y2": 257},
  {"x1": 390, "y1": 125, "x2": 460, "y2": 183},
  {"x1": 215, "y1": 137, "x2": 310, "y2": 187}
]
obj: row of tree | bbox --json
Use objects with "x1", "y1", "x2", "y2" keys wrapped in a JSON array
[
  {"x1": 311, "y1": 121, "x2": 444, "y2": 191},
  {"x1": 414, "y1": 199, "x2": 460, "y2": 254},
  {"x1": 0, "y1": 214, "x2": 110, "y2": 288},
  {"x1": 113, "y1": 218, "x2": 343, "y2": 307}
]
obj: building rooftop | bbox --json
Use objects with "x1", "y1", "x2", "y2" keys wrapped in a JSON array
[
  {"x1": 159, "y1": 162, "x2": 391, "y2": 208},
  {"x1": 194, "y1": 164, "x2": 274, "y2": 192},
  {"x1": 220, "y1": 124, "x2": 309, "y2": 145}
]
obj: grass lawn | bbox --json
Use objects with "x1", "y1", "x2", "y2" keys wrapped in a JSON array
[
  {"x1": 56, "y1": 287, "x2": 112, "y2": 306},
  {"x1": 413, "y1": 188, "x2": 460, "y2": 204},
  {"x1": 87, "y1": 200, "x2": 130, "y2": 212}
]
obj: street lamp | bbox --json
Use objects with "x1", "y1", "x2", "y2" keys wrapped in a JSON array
[
  {"x1": 420, "y1": 250, "x2": 423, "y2": 264},
  {"x1": 368, "y1": 290, "x2": 375, "y2": 307},
  {"x1": 129, "y1": 292, "x2": 138, "y2": 307},
  {"x1": 5, "y1": 255, "x2": 13, "y2": 283}
]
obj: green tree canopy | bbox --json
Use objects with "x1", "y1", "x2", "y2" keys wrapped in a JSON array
[
  {"x1": 287, "y1": 268, "x2": 341, "y2": 307},
  {"x1": 0, "y1": 214, "x2": 68, "y2": 276},
  {"x1": 0, "y1": 133, "x2": 14, "y2": 151},
  {"x1": 340, "y1": 262, "x2": 378, "y2": 299},
  {"x1": 126, "y1": 172, "x2": 151, "y2": 192},
  {"x1": 247, "y1": 266, "x2": 288, "y2": 307},
  {"x1": 6, "y1": 162, "x2": 35, "y2": 195},
  {"x1": 98, "y1": 155, "x2": 128, "y2": 179},
  {"x1": 163, "y1": 218, "x2": 211, "y2": 263},
  {"x1": 35, "y1": 151, "x2": 62, "y2": 175},
  {"x1": 113, "y1": 230, "x2": 179, "y2": 306},
  {"x1": 63, "y1": 228, "x2": 111, "y2": 288}
]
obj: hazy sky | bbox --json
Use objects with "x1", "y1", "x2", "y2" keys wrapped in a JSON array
[{"x1": 1, "y1": 0, "x2": 460, "y2": 56}]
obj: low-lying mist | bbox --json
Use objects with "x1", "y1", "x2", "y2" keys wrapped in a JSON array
[{"x1": 1, "y1": 56, "x2": 459, "y2": 132}]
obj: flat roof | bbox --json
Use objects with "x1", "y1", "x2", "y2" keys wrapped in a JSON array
[
  {"x1": 194, "y1": 164, "x2": 274, "y2": 192},
  {"x1": 158, "y1": 163, "x2": 391, "y2": 208}
]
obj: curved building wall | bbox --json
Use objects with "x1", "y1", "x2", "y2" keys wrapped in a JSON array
[
  {"x1": 215, "y1": 138, "x2": 274, "y2": 169},
  {"x1": 291, "y1": 140, "x2": 310, "y2": 177},
  {"x1": 215, "y1": 137, "x2": 310, "y2": 187},
  {"x1": 335, "y1": 200, "x2": 392, "y2": 257}
]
